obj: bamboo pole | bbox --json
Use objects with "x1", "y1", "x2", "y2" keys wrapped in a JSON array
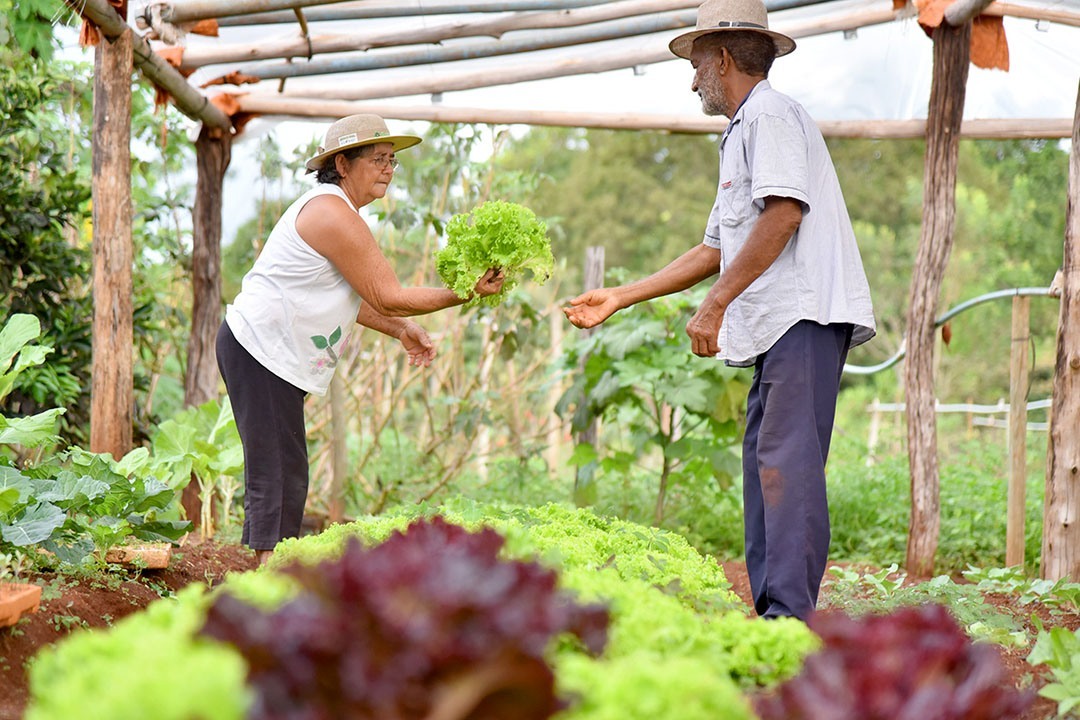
[
  {"x1": 945, "y1": 0, "x2": 994, "y2": 25},
  {"x1": 234, "y1": 96, "x2": 1075, "y2": 138},
  {"x1": 168, "y1": 0, "x2": 610, "y2": 24},
  {"x1": 216, "y1": 4, "x2": 901, "y2": 94},
  {"x1": 1042, "y1": 79, "x2": 1080, "y2": 582},
  {"x1": 983, "y1": 2, "x2": 1080, "y2": 28},
  {"x1": 186, "y1": 0, "x2": 829, "y2": 26},
  {"x1": 1006, "y1": 295, "x2": 1031, "y2": 567},
  {"x1": 63, "y1": 0, "x2": 230, "y2": 130},
  {"x1": 177, "y1": 0, "x2": 700, "y2": 69},
  {"x1": 232, "y1": 11, "x2": 698, "y2": 80}
]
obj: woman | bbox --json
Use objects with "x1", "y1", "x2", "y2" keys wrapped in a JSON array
[{"x1": 216, "y1": 114, "x2": 504, "y2": 564}]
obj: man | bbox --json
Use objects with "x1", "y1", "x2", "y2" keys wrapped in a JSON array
[{"x1": 564, "y1": 0, "x2": 875, "y2": 621}]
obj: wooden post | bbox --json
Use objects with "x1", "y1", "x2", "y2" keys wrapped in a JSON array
[
  {"x1": 1006, "y1": 295, "x2": 1031, "y2": 567},
  {"x1": 180, "y1": 125, "x2": 232, "y2": 531},
  {"x1": 1042, "y1": 79, "x2": 1080, "y2": 581},
  {"x1": 903, "y1": 20, "x2": 971, "y2": 577},
  {"x1": 184, "y1": 126, "x2": 231, "y2": 408},
  {"x1": 573, "y1": 246, "x2": 604, "y2": 507},
  {"x1": 545, "y1": 309, "x2": 565, "y2": 475},
  {"x1": 866, "y1": 398, "x2": 881, "y2": 467},
  {"x1": 90, "y1": 28, "x2": 134, "y2": 461},
  {"x1": 328, "y1": 371, "x2": 347, "y2": 524}
]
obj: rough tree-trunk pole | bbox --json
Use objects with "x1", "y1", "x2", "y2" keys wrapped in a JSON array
[
  {"x1": 904, "y1": 20, "x2": 971, "y2": 577},
  {"x1": 181, "y1": 125, "x2": 232, "y2": 529},
  {"x1": 573, "y1": 246, "x2": 604, "y2": 507},
  {"x1": 1006, "y1": 295, "x2": 1030, "y2": 567},
  {"x1": 185, "y1": 126, "x2": 231, "y2": 407},
  {"x1": 1042, "y1": 80, "x2": 1080, "y2": 581},
  {"x1": 90, "y1": 28, "x2": 134, "y2": 461}
]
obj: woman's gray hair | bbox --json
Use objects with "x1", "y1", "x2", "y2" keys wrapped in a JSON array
[{"x1": 315, "y1": 144, "x2": 374, "y2": 185}]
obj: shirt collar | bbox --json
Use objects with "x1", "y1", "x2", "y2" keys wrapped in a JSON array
[{"x1": 721, "y1": 79, "x2": 771, "y2": 146}]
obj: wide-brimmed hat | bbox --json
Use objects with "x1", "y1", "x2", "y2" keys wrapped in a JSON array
[
  {"x1": 669, "y1": 0, "x2": 796, "y2": 60},
  {"x1": 305, "y1": 114, "x2": 422, "y2": 172}
]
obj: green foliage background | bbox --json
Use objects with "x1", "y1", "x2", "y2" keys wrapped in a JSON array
[{"x1": 0, "y1": 6, "x2": 1072, "y2": 576}]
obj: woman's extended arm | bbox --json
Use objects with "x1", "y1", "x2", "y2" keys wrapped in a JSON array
[
  {"x1": 357, "y1": 304, "x2": 436, "y2": 367},
  {"x1": 297, "y1": 195, "x2": 502, "y2": 317}
]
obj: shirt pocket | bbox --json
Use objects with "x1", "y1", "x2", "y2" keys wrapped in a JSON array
[{"x1": 717, "y1": 173, "x2": 752, "y2": 228}]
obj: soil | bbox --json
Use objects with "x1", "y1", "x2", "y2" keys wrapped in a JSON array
[
  {"x1": 0, "y1": 548, "x2": 1068, "y2": 719},
  {"x1": 0, "y1": 541, "x2": 258, "y2": 720}
]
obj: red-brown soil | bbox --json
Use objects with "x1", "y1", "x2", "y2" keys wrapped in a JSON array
[
  {"x1": 0, "y1": 541, "x2": 257, "y2": 720},
  {"x1": 0, "y1": 549, "x2": 1067, "y2": 719}
]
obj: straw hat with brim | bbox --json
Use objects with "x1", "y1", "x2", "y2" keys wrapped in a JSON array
[
  {"x1": 669, "y1": 0, "x2": 796, "y2": 60},
  {"x1": 306, "y1": 114, "x2": 422, "y2": 172}
]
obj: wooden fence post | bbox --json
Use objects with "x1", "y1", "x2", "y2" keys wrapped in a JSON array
[
  {"x1": 328, "y1": 371, "x2": 347, "y2": 524},
  {"x1": 90, "y1": 27, "x2": 134, "y2": 461},
  {"x1": 1042, "y1": 79, "x2": 1080, "y2": 581},
  {"x1": 1006, "y1": 295, "x2": 1031, "y2": 567},
  {"x1": 573, "y1": 246, "x2": 604, "y2": 507}
]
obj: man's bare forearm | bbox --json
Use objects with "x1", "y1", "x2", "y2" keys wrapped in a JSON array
[
  {"x1": 614, "y1": 243, "x2": 722, "y2": 309},
  {"x1": 700, "y1": 198, "x2": 803, "y2": 316}
]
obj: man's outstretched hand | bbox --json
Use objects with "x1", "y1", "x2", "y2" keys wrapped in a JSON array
[{"x1": 563, "y1": 289, "x2": 620, "y2": 329}]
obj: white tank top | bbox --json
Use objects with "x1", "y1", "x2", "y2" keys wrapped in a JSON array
[{"x1": 225, "y1": 184, "x2": 364, "y2": 396}]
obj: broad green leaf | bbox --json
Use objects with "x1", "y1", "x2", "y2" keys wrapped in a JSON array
[
  {"x1": 0, "y1": 466, "x2": 33, "y2": 504},
  {"x1": 0, "y1": 407, "x2": 64, "y2": 447},
  {"x1": 0, "y1": 487, "x2": 21, "y2": 517},
  {"x1": 0, "y1": 313, "x2": 40, "y2": 374},
  {"x1": 131, "y1": 518, "x2": 192, "y2": 542},
  {"x1": 115, "y1": 447, "x2": 152, "y2": 477},
  {"x1": 32, "y1": 471, "x2": 110, "y2": 509},
  {"x1": 41, "y1": 535, "x2": 95, "y2": 565},
  {"x1": 1, "y1": 501, "x2": 65, "y2": 545}
]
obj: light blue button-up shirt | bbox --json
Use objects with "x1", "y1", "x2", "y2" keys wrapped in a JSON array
[{"x1": 702, "y1": 80, "x2": 876, "y2": 366}]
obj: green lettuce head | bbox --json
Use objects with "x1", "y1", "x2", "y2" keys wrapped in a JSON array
[{"x1": 436, "y1": 200, "x2": 554, "y2": 307}]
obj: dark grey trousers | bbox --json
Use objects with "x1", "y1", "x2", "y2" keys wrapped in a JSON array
[
  {"x1": 216, "y1": 321, "x2": 309, "y2": 550},
  {"x1": 742, "y1": 320, "x2": 853, "y2": 621}
]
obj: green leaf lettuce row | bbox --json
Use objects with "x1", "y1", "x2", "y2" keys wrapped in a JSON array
[{"x1": 435, "y1": 200, "x2": 554, "y2": 307}]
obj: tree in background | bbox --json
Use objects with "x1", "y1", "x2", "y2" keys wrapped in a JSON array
[
  {"x1": 0, "y1": 19, "x2": 93, "y2": 444},
  {"x1": 0, "y1": 5, "x2": 214, "y2": 444},
  {"x1": 497, "y1": 127, "x2": 721, "y2": 287}
]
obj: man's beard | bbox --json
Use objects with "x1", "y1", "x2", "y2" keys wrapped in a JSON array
[{"x1": 699, "y1": 84, "x2": 728, "y2": 117}]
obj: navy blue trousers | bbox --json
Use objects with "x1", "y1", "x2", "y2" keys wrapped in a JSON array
[
  {"x1": 742, "y1": 320, "x2": 853, "y2": 621},
  {"x1": 216, "y1": 321, "x2": 309, "y2": 551}
]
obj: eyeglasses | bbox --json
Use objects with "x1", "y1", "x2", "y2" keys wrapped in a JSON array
[{"x1": 369, "y1": 154, "x2": 399, "y2": 170}]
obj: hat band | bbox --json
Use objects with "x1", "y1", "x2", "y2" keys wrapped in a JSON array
[{"x1": 710, "y1": 20, "x2": 767, "y2": 29}]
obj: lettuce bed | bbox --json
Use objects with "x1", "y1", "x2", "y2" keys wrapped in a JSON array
[{"x1": 26, "y1": 502, "x2": 817, "y2": 720}]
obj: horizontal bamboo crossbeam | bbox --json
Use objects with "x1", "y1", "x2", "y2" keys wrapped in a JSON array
[
  {"x1": 983, "y1": 1, "x2": 1080, "y2": 27},
  {"x1": 172, "y1": 0, "x2": 611, "y2": 25},
  {"x1": 64, "y1": 0, "x2": 231, "y2": 130},
  {"x1": 201, "y1": 0, "x2": 828, "y2": 26},
  {"x1": 233, "y1": 95, "x2": 1074, "y2": 138},
  {"x1": 178, "y1": 0, "x2": 700, "y2": 69},
  {"x1": 233, "y1": 11, "x2": 698, "y2": 79},
  {"x1": 228, "y1": 1, "x2": 898, "y2": 95}
]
